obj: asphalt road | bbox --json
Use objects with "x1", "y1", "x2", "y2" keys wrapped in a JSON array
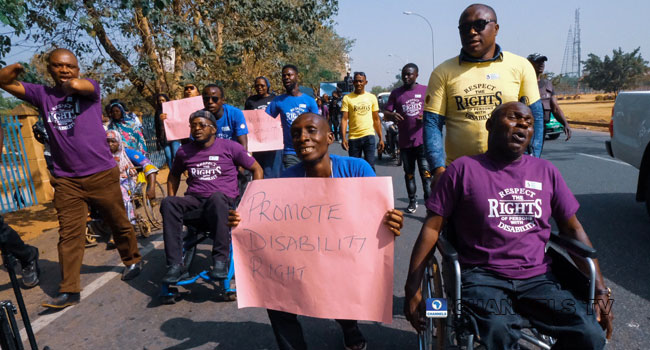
[{"x1": 2, "y1": 129, "x2": 648, "y2": 349}]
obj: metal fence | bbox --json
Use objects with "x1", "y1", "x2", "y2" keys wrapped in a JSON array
[
  {"x1": 0, "y1": 115, "x2": 37, "y2": 213},
  {"x1": 141, "y1": 115, "x2": 166, "y2": 169}
]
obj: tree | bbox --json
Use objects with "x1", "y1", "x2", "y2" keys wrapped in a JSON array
[
  {"x1": 0, "y1": 0, "x2": 27, "y2": 65},
  {"x1": 582, "y1": 47, "x2": 649, "y2": 95},
  {"x1": 22, "y1": 0, "x2": 349, "y2": 107}
]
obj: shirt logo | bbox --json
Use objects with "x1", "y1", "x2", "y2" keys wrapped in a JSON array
[
  {"x1": 190, "y1": 161, "x2": 222, "y2": 181},
  {"x1": 488, "y1": 187, "x2": 542, "y2": 233},
  {"x1": 525, "y1": 180, "x2": 542, "y2": 191},
  {"x1": 240, "y1": 123, "x2": 246, "y2": 129}
]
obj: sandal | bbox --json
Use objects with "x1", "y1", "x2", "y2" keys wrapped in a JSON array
[{"x1": 343, "y1": 325, "x2": 367, "y2": 350}]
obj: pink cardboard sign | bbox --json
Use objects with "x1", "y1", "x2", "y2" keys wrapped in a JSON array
[
  {"x1": 232, "y1": 177, "x2": 395, "y2": 323},
  {"x1": 161, "y1": 96, "x2": 204, "y2": 141},
  {"x1": 243, "y1": 110, "x2": 284, "y2": 152}
]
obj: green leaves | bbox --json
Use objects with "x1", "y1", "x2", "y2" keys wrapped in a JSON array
[{"x1": 583, "y1": 47, "x2": 649, "y2": 94}]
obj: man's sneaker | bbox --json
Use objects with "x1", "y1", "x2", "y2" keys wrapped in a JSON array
[
  {"x1": 122, "y1": 260, "x2": 143, "y2": 281},
  {"x1": 161, "y1": 264, "x2": 189, "y2": 284},
  {"x1": 42, "y1": 292, "x2": 80, "y2": 309},
  {"x1": 406, "y1": 199, "x2": 418, "y2": 213},
  {"x1": 21, "y1": 251, "x2": 40, "y2": 289}
]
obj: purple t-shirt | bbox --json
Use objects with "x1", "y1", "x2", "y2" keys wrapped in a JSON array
[
  {"x1": 425, "y1": 154, "x2": 579, "y2": 279},
  {"x1": 22, "y1": 80, "x2": 115, "y2": 177},
  {"x1": 171, "y1": 138, "x2": 255, "y2": 199},
  {"x1": 384, "y1": 84, "x2": 427, "y2": 149}
]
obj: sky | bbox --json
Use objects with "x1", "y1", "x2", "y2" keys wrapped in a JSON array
[
  {"x1": 334, "y1": 0, "x2": 649, "y2": 88},
  {"x1": 1, "y1": 0, "x2": 647, "y2": 92}
]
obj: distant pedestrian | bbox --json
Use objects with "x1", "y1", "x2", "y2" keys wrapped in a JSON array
[
  {"x1": 340, "y1": 72, "x2": 384, "y2": 170},
  {"x1": 245, "y1": 76, "x2": 282, "y2": 178}
]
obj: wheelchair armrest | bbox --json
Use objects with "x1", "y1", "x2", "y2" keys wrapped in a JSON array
[
  {"x1": 436, "y1": 235, "x2": 458, "y2": 261},
  {"x1": 549, "y1": 231, "x2": 596, "y2": 258}
]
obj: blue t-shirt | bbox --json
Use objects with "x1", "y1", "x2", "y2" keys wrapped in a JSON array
[
  {"x1": 266, "y1": 94, "x2": 319, "y2": 155},
  {"x1": 281, "y1": 154, "x2": 375, "y2": 178},
  {"x1": 216, "y1": 104, "x2": 249, "y2": 141}
]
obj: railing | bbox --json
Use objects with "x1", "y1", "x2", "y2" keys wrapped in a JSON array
[
  {"x1": 0, "y1": 115, "x2": 37, "y2": 213},
  {"x1": 141, "y1": 115, "x2": 166, "y2": 169}
]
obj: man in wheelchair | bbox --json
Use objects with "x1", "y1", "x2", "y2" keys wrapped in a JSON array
[
  {"x1": 405, "y1": 102, "x2": 612, "y2": 349},
  {"x1": 160, "y1": 112, "x2": 263, "y2": 284}
]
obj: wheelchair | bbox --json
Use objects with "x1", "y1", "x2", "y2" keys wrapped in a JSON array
[
  {"x1": 419, "y1": 230, "x2": 597, "y2": 350},
  {"x1": 160, "y1": 209, "x2": 236, "y2": 304}
]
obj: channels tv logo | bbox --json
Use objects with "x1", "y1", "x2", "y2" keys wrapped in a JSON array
[{"x1": 425, "y1": 298, "x2": 448, "y2": 318}]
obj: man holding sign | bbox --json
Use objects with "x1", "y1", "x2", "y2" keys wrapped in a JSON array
[
  {"x1": 229, "y1": 113, "x2": 403, "y2": 350},
  {"x1": 161, "y1": 112, "x2": 262, "y2": 283},
  {"x1": 195, "y1": 84, "x2": 249, "y2": 148}
]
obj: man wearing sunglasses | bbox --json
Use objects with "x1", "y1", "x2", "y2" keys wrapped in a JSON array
[
  {"x1": 161, "y1": 112, "x2": 263, "y2": 283},
  {"x1": 423, "y1": 3, "x2": 543, "y2": 184},
  {"x1": 196, "y1": 84, "x2": 249, "y2": 149}
]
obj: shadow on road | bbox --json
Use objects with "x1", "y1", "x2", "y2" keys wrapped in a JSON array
[{"x1": 575, "y1": 192, "x2": 650, "y2": 301}]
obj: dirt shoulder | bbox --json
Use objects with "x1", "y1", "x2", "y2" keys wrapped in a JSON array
[{"x1": 557, "y1": 93, "x2": 613, "y2": 132}]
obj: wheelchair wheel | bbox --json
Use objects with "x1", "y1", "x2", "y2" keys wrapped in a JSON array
[
  {"x1": 418, "y1": 256, "x2": 445, "y2": 350},
  {"x1": 143, "y1": 180, "x2": 165, "y2": 228}
]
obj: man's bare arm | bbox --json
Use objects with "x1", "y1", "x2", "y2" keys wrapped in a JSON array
[
  {"x1": 550, "y1": 96, "x2": 572, "y2": 140},
  {"x1": 166, "y1": 172, "x2": 181, "y2": 197},
  {"x1": 340, "y1": 111, "x2": 349, "y2": 150},
  {"x1": 62, "y1": 78, "x2": 96, "y2": 97},
  {"x1": 0, "y1": 63, "x2": 26, "y2": 100},
  {"x1": 237, "y1": 134, "x2": 248, "y2": 151}
]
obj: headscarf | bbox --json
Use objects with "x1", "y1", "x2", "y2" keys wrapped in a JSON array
[
  {"x1": 107, "y1": 102, "x2": 148, "y2": 154},
  {"x1": 106, "y1": 130, "x2": 136, "y2": 179}
]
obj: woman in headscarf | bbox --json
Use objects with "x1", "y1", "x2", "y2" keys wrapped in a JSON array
[
  {"x1": 106, "y1": 130, "x2": 159, "y2": 227},
  {"x1": 107, "y1": 101, "x2": 148, "y2": 155}
]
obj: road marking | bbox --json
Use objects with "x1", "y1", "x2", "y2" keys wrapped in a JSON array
[
  {"x1": 20, "y1": 239, "x2": 165, "y2": 341},
  {"x1": 577, "y1": 153, "x2": 632, "y2": 167}
]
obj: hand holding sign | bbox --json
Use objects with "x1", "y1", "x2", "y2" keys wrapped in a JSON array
[
  {"x1": 161, "y1": 96, "x2": 204, "y2": 141},
  {"x1": 232, "y1": 177, "x2": 397, "y2": 323}
]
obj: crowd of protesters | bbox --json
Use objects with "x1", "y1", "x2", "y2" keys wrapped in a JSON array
[{"x1": 0, "y1": 3, "x2": 612, "y2": 349}]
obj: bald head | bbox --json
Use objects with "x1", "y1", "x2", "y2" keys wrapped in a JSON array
[
  {"x1": 46, "y1": 48, "x2": 80, "y2": 86},
  {"x1": 47, "y1": 48, "x2": 77, "y2": 64},
  {"x1": 460, "y1": 3, "x2": 497, "y2": 23},
  {"x1": 490, "y1": 101, "x2": 530, "y2": 121},
  {"x1": 291, "y1": 112, "x2": 333, "y2": 163},
  {"x1": 294, "y1": 112, "x2": 329, "y2": 130}
]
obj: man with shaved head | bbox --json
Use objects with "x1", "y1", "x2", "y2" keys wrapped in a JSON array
[
  {"x1": 406, "y1": 102, "x2": 612, "y2": 347},
  {"x1": 0, "y1": 48, "x2": 143, "y2": 309},
  {"x1": 229, "y1": 112, "x2": 404, "y2": 350},
  {"x1": 423, "y1": 4, "x2": 544, "y2": 185}
]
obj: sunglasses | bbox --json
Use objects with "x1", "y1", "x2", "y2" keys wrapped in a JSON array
[
  {"x1": 190, "y1": 122, "x2": 213, "y2": 130},
  {"x1": 184, "y1": 85, "x2": 196, "y2": 91},
  {"x1": 458, "y1": 19, "x2": 496, "y2": 34},
  {"x1": 202, "y1": 95, "x2": 220, "y2": 103}
]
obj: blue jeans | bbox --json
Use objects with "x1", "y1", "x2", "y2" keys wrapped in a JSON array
[
  {"x1": 461, "y1": 267, "x2": 606, "y2": 349},
  {"x1": 163, "y1": 140, "x2": 181, "y2": 169},
  {"x1": 348, "y1": 135, "x2": 376, "y2": 170},
  {"x1": 254, "y1": 150, "x2": 283, "y2": 179}
]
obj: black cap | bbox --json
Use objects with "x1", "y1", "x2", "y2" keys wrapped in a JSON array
[
  {"x1": 189, "y1": 109, "x2": 217, "y2": 128},
  {"x1": 527, "y1": 53, "x2": 548, "y2": 62}
]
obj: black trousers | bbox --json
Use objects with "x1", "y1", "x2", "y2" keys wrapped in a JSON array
[
  {"x1": 160, "y1": 192, "x2": 234, "y2": 266},
  {"x1": 401, "y1": 145, "x2": 432, "y2": 200},
  {"x1": 0, "y1": 215, "x2": 37, "y2": 266},
  {"x1": 267, "y1": 309, "x2": 358, "y2": 350}
]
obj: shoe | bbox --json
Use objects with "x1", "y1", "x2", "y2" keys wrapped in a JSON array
[
  {"x1": 209, "y1": 260, "x2": 228, "y2": 280},
  {"x1": 122, "y1": 261, "x2": 143, "y2": 281},
  {"x1": 161, "y1": 264, "x2": 189, "y2": 284},
  {"x1": 406, "y1": 199, "x2": 418, "y2": 213},
  {"x1": 42, "y1": 293, "x2": 80, "y2": 309},
  {"x1": 21, "y1": 251, "x2": 40, "y2": 288},
  {"x1": 106, "y1": 238, "x2": 115, "y2": 250}
]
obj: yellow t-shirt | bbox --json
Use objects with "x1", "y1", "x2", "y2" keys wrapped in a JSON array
[
  {"x1": 424, "y1": 51, "x2": 540, "y2": 164},
  {"x1": 341, "y1": 92, "x2": 379, "y2": 139}
]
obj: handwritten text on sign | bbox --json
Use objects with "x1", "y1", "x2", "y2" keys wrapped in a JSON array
[
  {"x1": 232, "y1": 177, "x2": 395, "y2": 323},
  {"x1": 243, "y1": 110, "x2": 284, "y2": 152},
  {"x1": 161, "y1": 96, "x2": 204, "y2": 141}
]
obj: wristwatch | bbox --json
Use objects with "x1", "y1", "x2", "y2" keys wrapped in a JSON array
[{"x1": 595, "y1": 287, "x2": 612, "y2": 297}]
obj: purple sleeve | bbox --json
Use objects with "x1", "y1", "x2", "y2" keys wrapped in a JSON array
[
  {"x1": 86, "y1": 79, "x2": 101, "y2": 102},
  {"x1": 21, "y1": 82, "x2": 44, "y2": 109},
  {"x1": 231, "y1": 142, "x2": 256, "y2": 169},
  {"x1": 550, "y1": 166, "x2": 579, "y2": 221},
  {"x1": 385, "y1": 90, "x2": 397, "y2": 112},
  {"x1": 425, "y1": 162, "x2": 461, "y2": 217},
  {"x1": 170, "y1": 147, "x2": 185, "y2": 177}
]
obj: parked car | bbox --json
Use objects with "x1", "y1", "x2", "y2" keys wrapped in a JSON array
[{"x1": 606, "y1": 91, "x2": 650, "y2": 216}]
